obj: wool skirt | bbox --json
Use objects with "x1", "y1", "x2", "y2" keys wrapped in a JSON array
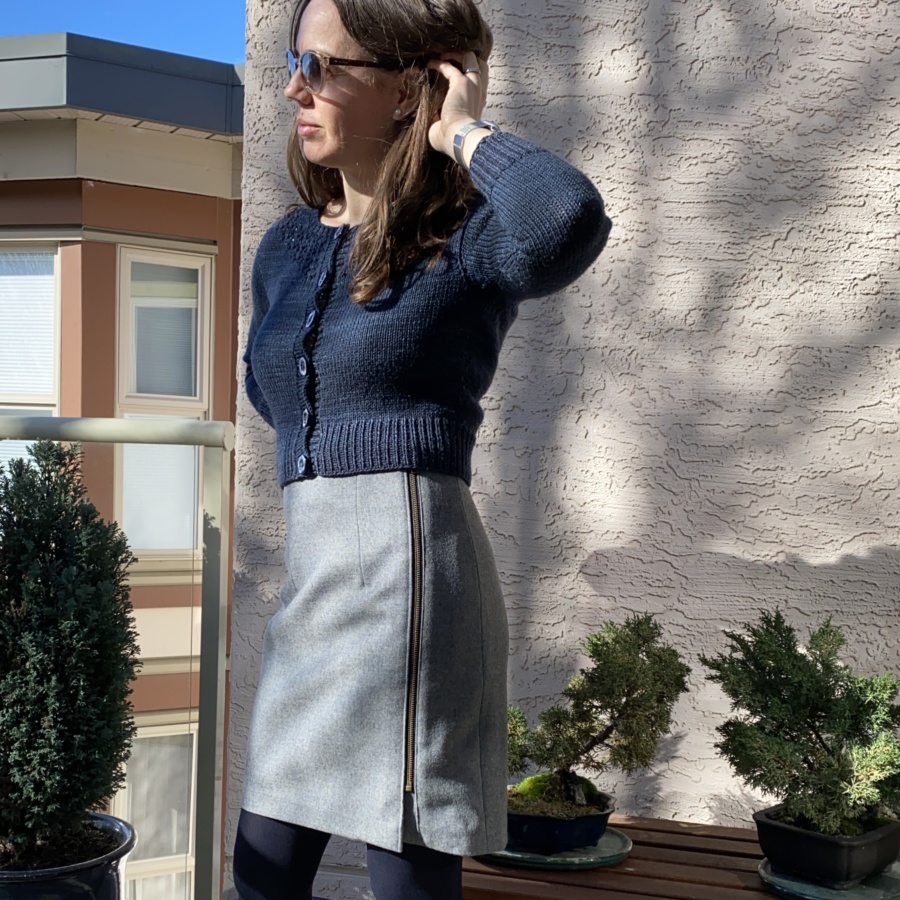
[{"x1": 242, "y1": 470, "x2": 509, "y2": 857}]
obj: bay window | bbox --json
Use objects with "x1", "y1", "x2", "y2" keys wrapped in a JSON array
[{"x1": 0, "y1": 246, "x2": 58, "y2": 469}]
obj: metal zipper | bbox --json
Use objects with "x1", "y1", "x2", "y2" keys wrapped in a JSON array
[{"x1": 404, "y1": 471, "x2": 424, "y2": 793}]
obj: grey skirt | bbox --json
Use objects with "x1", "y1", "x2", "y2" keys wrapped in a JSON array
[{"x1": 242, "y1": 471, "x2": 509, "y2": 856}]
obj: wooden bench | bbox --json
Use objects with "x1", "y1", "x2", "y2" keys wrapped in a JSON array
[{"x1": 463, "y1": 814, "x2": 770, "y2": 899}]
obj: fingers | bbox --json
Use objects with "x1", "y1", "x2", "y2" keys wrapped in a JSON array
[
  {"x1": 460, "y1": 50, "x2": 481, "y2": 75},
  {"x1": 427, "y1": 58, "x2": 464, "y2": 79},
  {"x1": 478, "y1": 58, "x2": 490, "y2": 105},
  {"x1": 426, "y1": 50, "x2": 490, "y2": 152},
  {"x1": 427, "y1": 51, "x2": 486, "y2": 81}
]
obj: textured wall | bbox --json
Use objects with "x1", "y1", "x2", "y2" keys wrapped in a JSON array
[{"x1": 230, "y1": 0, "x2": 900, "y2": 895}]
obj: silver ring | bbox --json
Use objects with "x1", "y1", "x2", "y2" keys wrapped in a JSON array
[{"x1": 463, "y1": 67, "x2": 481, "y2": 74}]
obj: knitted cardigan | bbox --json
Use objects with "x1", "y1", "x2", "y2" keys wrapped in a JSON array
[{"x1": 245, "y1": 131, "x2": 612, "y2": 488}]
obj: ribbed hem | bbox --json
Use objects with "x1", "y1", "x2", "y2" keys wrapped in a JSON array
[{"x1": 276, "y1": 417, "x2": 477, "y2": 487}]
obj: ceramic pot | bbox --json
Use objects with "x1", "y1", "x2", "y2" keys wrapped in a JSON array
[
  {"x1": 0, "y1": 813, "x2": 136, "y2": 899},
  {"x1": 507, "y1": 792, "x2": 615, "y2": 855},
  {"x1": 754, "y1": 805, "x2": 900, "y2": 890}
]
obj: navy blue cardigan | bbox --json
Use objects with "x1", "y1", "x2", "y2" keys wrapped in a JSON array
[{"x1": 245, "y1": 131, "x2": 612, "y2": 487}]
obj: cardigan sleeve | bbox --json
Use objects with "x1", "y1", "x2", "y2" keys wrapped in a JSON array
[
  {"x1": 243, "y1": 245, "x2": 275, "y2": 428},
  {"x1": 459, "y1": 131, "x2": 612, "y2": 299}
]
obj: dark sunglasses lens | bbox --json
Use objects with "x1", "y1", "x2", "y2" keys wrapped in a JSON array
[
  {"x1": 287, "y1": 50, "x2": 297, "y2": 77},
  {"x1": 300, "y1": 52, "x2": 323, "y2": 93}
]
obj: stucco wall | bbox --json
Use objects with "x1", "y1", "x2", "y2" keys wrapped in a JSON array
[{"x1": 229, "y1": 0, "x2": 900, "y2": 895}]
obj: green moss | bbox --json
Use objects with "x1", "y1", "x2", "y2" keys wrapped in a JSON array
[{"x1": 508, "y1": 773, "x2": 607, "y2": 819}]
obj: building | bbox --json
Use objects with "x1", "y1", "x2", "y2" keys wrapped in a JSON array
[{"x1": 0, "y1": 32, "x2": 243, "y2": 898}]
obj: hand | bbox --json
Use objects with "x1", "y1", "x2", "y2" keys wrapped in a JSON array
[{"x1": 427, "y1": 51, "x2": 490, "y2": 159}]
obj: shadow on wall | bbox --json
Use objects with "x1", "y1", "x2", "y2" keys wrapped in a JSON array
[
  {"x1": 575, "y1": 545, "x2": 900, "y2": 821},
  {"x1": 481, "y1": 0, "x2": 899, "y2": 761},
  {"x1": 578, "y1": 546, "x2": 900, "y2": 672}
]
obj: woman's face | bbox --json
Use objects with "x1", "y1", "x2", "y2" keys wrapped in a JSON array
[{"x1": 285, "y1": 0, "x2": 404, "y2": 180}]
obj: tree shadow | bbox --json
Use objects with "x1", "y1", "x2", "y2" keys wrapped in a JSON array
[{"x1": 477, "y1": 0, "x2": 899, "y2": 829}]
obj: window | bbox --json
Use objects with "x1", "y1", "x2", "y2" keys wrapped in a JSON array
[
  {"x1": 112, "y1": 722, "x2": 197, "y2": 900},
  {"x1": 0, "y1": 246, "x2": 58, "y2": 469},
  {"x1": 122, "y1": 413, "x2": 200, "y2": 551},
  {"x1": 117, "y1": 249, "x2": 212, "y2": 556}
]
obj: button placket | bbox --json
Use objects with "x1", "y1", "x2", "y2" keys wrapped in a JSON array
[{"x1": 295, "y1": 226, "x2": 349, "y2": 480}]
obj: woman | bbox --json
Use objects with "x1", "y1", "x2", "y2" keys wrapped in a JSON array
[{"x1": 235, "y1": 0, "x2": 612, "y2": 896}]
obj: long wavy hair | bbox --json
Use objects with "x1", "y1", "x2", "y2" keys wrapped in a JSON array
[{"x1": 287, "y1": 0, "x2": 493, "y2": 303}]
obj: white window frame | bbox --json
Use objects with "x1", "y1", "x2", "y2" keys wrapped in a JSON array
[
  {"x1": 0, "y1": 243, "x2": 60, "y2": 466},
  {"x1": 117, "y1": 246, "x2": 212, "y2": 413},
  {"x1": 116, "y1": 246, "x2": 214, "y2": 572},
  {"x1": 112, "y1": 719, "x2": 198, "y2": 900}
]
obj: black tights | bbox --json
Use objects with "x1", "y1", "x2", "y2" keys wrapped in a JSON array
[{"x1": 233, "y1": 809, "x2": 463, "y2": 900}]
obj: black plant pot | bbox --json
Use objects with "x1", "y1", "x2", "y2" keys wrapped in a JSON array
[
  {"x1": 754, "y1": 805, "x2": 900, "y2": 890},
  {"x1": 0, "y1": 813, "x2": 136, "y2": 900},
  {"x1": 507, "y1": 792, "x2": 615, "y2": 855}
]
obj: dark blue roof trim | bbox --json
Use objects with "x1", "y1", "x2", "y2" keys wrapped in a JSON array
[{"x1": 0, "y1": 33, "x2": 244, "y2": 135}]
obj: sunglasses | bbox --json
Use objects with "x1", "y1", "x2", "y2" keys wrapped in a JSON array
[{"x1": 286, "y1": 49, "x2": 402, "y2": 94}]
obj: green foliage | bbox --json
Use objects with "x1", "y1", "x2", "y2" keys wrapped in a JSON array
[
  {"x1": 507, "y1": 706, "x2": 530, "y2": 778},
  {"x1": 0, "y1": 441, "x2": 140, "y2": 859},
  {"x1": 509, "y1": 614, "x2": 691, "y2": 805},
  {"x1": 701, "y1": 610, "x2": 900, "y2": 837}
]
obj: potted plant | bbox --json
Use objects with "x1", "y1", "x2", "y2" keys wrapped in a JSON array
[
  {"x1": 0, "y1": 441, "x2": 140, "y2": 898},
  {"x1": 701, "y1": 609, "x2": 900, "y2": 889},
  {"x1": 507, "y1": 613, "x2": 691, "y2": 854}
]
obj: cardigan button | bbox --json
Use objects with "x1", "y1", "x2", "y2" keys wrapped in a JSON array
[
  {"x1": 317, "y1": 271, "x2": 327, "y2": 288},
  {"x1": 297, "y1": 454, "x2": 308, "y2": 475},
  {"x1": 305, "y1": 310, "x2": 316, "y2": 329},
  {"x1": 298, "y1": 357, "x2": 308, "y2": 376},
  {"x1": 302, "y1": 408, "x2": 310, "y2": 428}
]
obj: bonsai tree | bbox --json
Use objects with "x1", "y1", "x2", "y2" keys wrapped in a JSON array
[
  {"x1": 700, "y1": 610, "x2": 900, "y2": 836},
  {"x1": 0, "y1": 441, "x2": 140, "y2": 870},
  {"x1": 508, "y1": 613, "x2": 691, "y2": 816}
]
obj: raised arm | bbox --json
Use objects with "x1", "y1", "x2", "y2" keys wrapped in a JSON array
[
  {"x1": 459, "y1": 132, "x2": 611, "y2": 297},
  {"x1": 428, "y1": 52, "x2": 612, "y2": 299}
]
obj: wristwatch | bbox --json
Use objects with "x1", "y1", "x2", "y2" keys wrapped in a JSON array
[{"x1": 452, "y1": 120, "x2": 500, "y2": 168}]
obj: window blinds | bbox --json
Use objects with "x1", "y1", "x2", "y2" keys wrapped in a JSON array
[{"x1": 0, "y1": 250, "x2": 55, "y2": 397}]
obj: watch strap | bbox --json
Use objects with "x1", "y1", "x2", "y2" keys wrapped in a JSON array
[{"x1": 452, "y1": 120, "x2": 500, "y2": 167}]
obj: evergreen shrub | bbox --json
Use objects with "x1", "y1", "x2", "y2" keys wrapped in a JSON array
[
  {"x1": 0, "y1": 441, "x2": 140, "y2": 869},
  {"x1": 701, "y1": 610, "x2": 900, "y2": 836},
  {"x1": 508, "y1": 613, "x2": 690, "y2": 815}
]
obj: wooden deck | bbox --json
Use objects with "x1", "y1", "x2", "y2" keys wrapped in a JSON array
[{"x1": 463, "y1": 814, "x2": 770, "y2": 899}]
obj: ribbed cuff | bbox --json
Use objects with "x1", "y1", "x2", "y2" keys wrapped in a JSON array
[{"x1": 467, "y1": 131, "x2": 544, "y2": 198}]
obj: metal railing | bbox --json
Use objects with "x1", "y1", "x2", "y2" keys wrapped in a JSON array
[{"x1": 0, "y1": 416, "x2": 234, "y2": 900}]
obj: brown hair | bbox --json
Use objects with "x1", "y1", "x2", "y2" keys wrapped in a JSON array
[{"x1": 287, "y1": 0, "x2": 493, "y2": 303}]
